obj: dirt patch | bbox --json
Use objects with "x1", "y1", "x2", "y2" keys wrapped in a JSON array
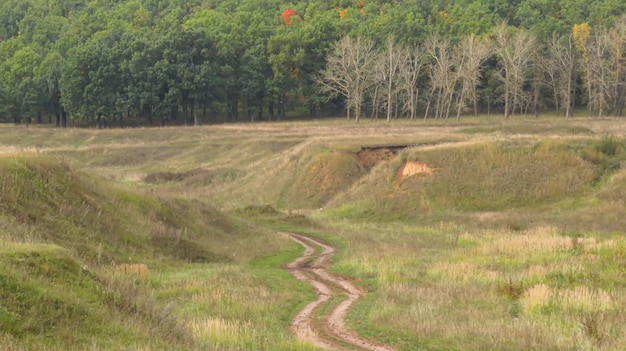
[
  {"x1": 356, "y1": 144, "x2": 415, "y2": 170},
  {"x1": 284, "y1": 145, "x2": 419, "y2": 208},
  {"x1": 284, "y1": 232, "x2": 395, "y2": 351},
  {"x1": 394, "y1": 160, "x2": 433, "y2": 188},
  {"x1": 400, "y1": 160, "x2": 433, "y2": 177},
  {"x1": 356, "y1": 148, "x2": 396, "y2": 169}
]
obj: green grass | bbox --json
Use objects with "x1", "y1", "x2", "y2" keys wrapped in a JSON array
[
  {"x1": 0, "y1": 153, "x2": 311, "y2": 350},
  {"x1": 0, "y1": 243, "x2": 199, "y2": 351},
  {"x1": 2, "y1": 117, "x2": 626, "y2": 350}
]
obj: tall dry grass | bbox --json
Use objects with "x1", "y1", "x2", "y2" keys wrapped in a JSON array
[{"x1": 325, "y1": 219, "x2": 626, "y2": 350}]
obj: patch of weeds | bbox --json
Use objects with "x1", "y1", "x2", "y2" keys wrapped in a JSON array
[
  {"x1": 596, "y1": 135, "x2": 620, "y2": 157},
  {"x1": 581, "y1": 311, "x2": 609, "y2": 345},
  {"x1": 498, "y1": 278, "x2": 524, "y2": 300}
]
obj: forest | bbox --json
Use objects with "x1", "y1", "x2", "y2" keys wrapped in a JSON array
[{"x1": 1, "y1": 0, "x2": 625, "y2": 126}]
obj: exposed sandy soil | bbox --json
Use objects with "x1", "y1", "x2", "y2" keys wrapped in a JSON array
[{"x1": 284, "y1": 233, "x2": 395, "y2": 351}]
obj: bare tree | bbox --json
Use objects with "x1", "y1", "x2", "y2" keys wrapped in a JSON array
[
  {"x1": 398, "y1": 43, "x2": 426, "y2": 120},
  {"x1": 493, "y1": 23, "x2": 539, "y2": 119},
  {"x1": 368, "y1": 83, "x2": 382, "y2": 119},
  {"x1": 317, "y1": 36, "x2": 375, "y2": 122},
  {"x1": 546, "y1": 34, "x2": 577, "y2": 117},
  {"x1": 453, "y1": 34, "x2": 492, "y2": 121},
  {"x1": 375, "y1": 36, "x2": 405, "y2": 123},
  {"x1": 613, "y1": 16, "x2": 626, "y2": 116},
  {"x1": 608, "y1": 15, "x2": 626, "y2": 116},
  {"x1": 582, "y1": 29, "x2": 615, "y2": 117},
  {"x1": 424, "y1": 33, "x2": 456, "y2": 120},
  {"x1": 574, "y1": 16, "x2": 626, "y2": 117}
]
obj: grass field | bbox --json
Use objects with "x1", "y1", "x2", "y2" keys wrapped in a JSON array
[{"x1": 1, "y1": 116, "x2": 625, "y2": 350}]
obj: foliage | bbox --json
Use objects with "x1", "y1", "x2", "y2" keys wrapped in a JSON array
[{"x1": 1, "y1": 1, "x2": 626, "y2": 125}]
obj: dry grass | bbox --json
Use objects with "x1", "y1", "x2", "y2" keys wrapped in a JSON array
[
  {"x1": 520, "y1": 284, "x2": 553, "y2": 315},
  {"x1": 559, "y1": 286, "x2": 614, "y2": 312},
  {"x1": 187, "y1": 318, "x2": 256, "y2": 344},
  {"x1": 108, "y1": 263, "x2": 151, "y2": 283},
  {"x1": 474, "y1": 226, "x2": 601, "y2": 256},
  {"x1": 3, "y1": 117, "x2": 626, "y2": 350},
  {"x1": 324, "y1": 219, "x2": 626, "y2": 350}
]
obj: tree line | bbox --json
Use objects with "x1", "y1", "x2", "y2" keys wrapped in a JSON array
[{"x1": 1, "y1": 0, "x2": 625, "y2": 126}]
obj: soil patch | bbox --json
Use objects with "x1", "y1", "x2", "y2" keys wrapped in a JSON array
[
  {"x1": 400, "y1": 160, "x2": 433, "y2": 177},
  {"x1": 356, "y1": 144, "x2": 416, "y2": 170},
  {"x1": 284, "y1": 232, "x2": 395, "y2": 351},
  {"x1": 394, "y1": 160, "x2": 433, "y2": 188}
]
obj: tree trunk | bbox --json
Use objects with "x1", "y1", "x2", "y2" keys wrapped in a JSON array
[
  {"x1": 193, "y1": 100, "x2": 200, "y2": 126},
  {"x1": 504, "y1": 88, "x2": 510, "y2": 119},
  {"x1": 533, "y1": 84, "x2": 540, "y2": 118},
  {"x1": 424, "y1": 95, "x2": 432, "y2": 120},
  {"x1": 182, "y1": 101, "x2": 189, "y2": 126}
]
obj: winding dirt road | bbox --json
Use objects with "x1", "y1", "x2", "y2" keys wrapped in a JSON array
[{"x1": 283, "y1": 232, "x2": 395, "y2": 351}]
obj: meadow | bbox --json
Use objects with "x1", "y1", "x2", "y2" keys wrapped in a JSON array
[{"x1": 1, "y1": 116, "x2": 625, "y2": 350}]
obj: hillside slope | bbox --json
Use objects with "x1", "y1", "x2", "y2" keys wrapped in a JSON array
[{"x1": 0, "y1": 154, "x2": 288, "y2": 350}]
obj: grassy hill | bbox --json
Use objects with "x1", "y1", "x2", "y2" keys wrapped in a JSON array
[
  {"x1": 0, "y1": 153, "x2": 308, "y2": 350},
  {"x1": 1, "y1": 117, "x2": 626, "y2": 350}
]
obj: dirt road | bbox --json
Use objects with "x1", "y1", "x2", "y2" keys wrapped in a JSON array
[{"x1": 283, "y1": 233, "x2": 395, "y2": 351}]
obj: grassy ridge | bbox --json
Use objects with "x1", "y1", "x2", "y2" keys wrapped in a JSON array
[
  {"x1": 325, "y1": 137, "x2": 626, "y2": 226},
  {"x1": 0, "y1": 154, "x2": 238, "y2": 264},
  {"x1": 0, "y1": 153, "x2": 315, "y2": 350},
  {"x1": 0, "y1": 243, "x2": 199, "y2": 350},
  {"x1": 313, "y1": 131, "x2": 626, "y2": 350}
]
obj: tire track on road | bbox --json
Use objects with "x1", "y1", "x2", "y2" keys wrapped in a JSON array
[{"x1": 283, "y1": 232, "x2": 395, "y2": 351}]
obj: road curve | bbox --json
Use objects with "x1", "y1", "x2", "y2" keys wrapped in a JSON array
[{"x1": 283, "y1": 232, "x2": 395, "y2": 351}]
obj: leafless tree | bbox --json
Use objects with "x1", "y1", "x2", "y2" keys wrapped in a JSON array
[
  {"x1": 493, "y1": 23, "x2": 539, "y2": 119},
  {"x1": 317, "y1": 36, "x2": 375, "y2": 122},
  {"x1": 583, "y1": 29, "x2": 615, "y2": 117},
  {"x1": 398, "y1": 43, "x2": 426, "y2": 120},
  {"x1": 453, "y1": 34, "x2": 492, "y2": 121},
  {"x1": 424, "y1": 33, "x2": 456, "y2": 120},
  {"x1": 575, "y1": 15, "x2": 626, "y2": 117},
  {"x1": 545, "y1": 34, "x2": 577, "y2": 117},
  {"x1": 374, "y1": 36, "x2": 406, "y2": 123},
  {"x1": 368, "y1": 83, "x2": 382, "y2": 119}
]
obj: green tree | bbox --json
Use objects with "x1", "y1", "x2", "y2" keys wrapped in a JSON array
[{"x1": 0, "y1": 41, "x2": 44, "y2": 124}]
